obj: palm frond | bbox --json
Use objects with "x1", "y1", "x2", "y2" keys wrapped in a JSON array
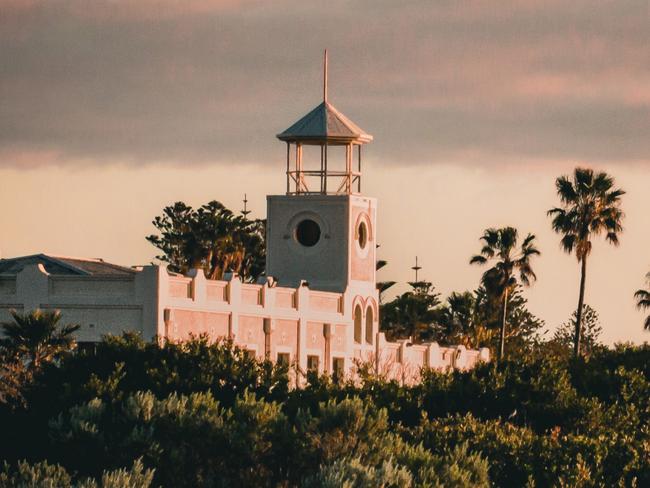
[
  {"x1": 635, "y1": 289, "x2": 650, "y2": 308},
  {"x1": 470, "y1": 255, "x2": 488, "y2": 265},
  {"x1": 559, "y1": 234, "x2": 576, "y2": 255},
  {"x1": 555, "y1": 176, "x2": 577, "y2": 204},
  {"x1": 574, "y1": 167, "x2": 594, "y2": 192}
]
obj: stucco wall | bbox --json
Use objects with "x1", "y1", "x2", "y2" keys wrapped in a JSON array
[
  {"x1": 0, "y1": 264, "x2": 159, "y2": 341},
  {"x1": 0, "y1": 264, "x2": 489, "y2": 383}
]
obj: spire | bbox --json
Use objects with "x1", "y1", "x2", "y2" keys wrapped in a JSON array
[
  {"x1": 241, "y1": 193, "x2": 251, "y2": 218},
  {"x1": 411, "y1": 256, "x2": 422, "y2": 282},
  {"x1": 323, "y1": 49, "x2": 328, "y2": 103},
  {"x1": 277, "y1": 51, "x2": 372, "y2": 195}
]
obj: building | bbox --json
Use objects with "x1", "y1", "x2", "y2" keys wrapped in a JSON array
[{"x1": 0, "y1": 55, "x2": 489, "y2": 382}]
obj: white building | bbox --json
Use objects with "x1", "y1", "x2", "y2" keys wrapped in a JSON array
[{"x1": 0, "y1": 55, "x2": 489, "y2": 382}]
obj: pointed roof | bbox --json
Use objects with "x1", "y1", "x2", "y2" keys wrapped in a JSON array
[{"x1": 277, "y1": 101, "x2": 373, "y2": 145}]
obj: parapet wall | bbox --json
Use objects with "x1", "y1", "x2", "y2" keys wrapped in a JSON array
[
  {"x1": 1, "y1": 264, "x2": 489, "y2": 383},
  {"x1": 158, "y1": 268, "x2": 490, "y2": 383}
]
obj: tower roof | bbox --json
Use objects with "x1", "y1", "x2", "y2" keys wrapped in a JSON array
[{"x1": 277, "y1": 101, "x2": 373, "y2": 145}]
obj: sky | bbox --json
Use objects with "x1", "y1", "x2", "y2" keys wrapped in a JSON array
[{"x1": 1, "y1": 0, "x2": 648, "y2": 344}]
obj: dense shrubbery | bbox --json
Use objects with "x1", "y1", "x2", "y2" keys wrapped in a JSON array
[{"x1": 0, "y1": 335, "x2": 648, "y2": 487}]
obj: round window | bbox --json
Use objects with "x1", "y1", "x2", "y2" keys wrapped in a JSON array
[
  {"x1": 295, "y1": 219, "x2": 321, "y2": 247},
  {"x1": 357, "y1": 221, "x2": 368, "y2": 249}
]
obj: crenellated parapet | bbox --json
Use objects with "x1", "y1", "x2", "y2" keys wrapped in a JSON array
[{"x1": 1, "y1": 262, "x2": 489, "y2": 383}]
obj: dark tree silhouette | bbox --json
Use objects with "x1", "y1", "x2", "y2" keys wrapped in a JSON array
[
  {"x1": 548, "y1": 167, "x2": 624, "y2": 357},
  {"x1": 147, "y1": 200, "x2": 265, "y2": 281},
  {"x1": 470, "y1": 227, "x2": 540, "y2": 362}
]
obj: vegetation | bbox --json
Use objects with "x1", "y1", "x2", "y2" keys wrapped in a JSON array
[
  {"x1": 635, "y1": 272, "x2": 650, "y2": 330},
  {"x1": 1, "y1": 309, "x2": 79, "y2": 371},
  {"x1": 548, "y1": 168, "x2": 625, "y2": 357},
  {"x1": 1, "y1": 167, "x2": 646, "y2": 486},
  {"x1": 469, "y1": 227, "x2": 540, "y2": 362},
  {"x1": 146, "y1": 200, "x2": 265, "y2": 281},
  {"x1": 0, "y1": 333, "x2": 647, "y2": 487},
  {"x1": 380, "y1": 281, "x2": 440, "y2": 342},
  {"x1": 550, "y1": 305, "x2": 604, "y2": 357}
]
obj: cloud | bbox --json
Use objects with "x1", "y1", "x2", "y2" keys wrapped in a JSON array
[{"x1": 0, "y1": 0, "x2": 648, "y2": 168}]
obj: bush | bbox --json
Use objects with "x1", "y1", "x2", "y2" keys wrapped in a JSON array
[
  {"x1": 0, "y1": 459, "x2": 153, "y2": 488},
  {"x1": 0, "y1": 334, "x2": 647, "y2": 487}
]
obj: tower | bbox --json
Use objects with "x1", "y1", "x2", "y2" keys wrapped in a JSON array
[{"x1": 266, "y1": 51, "x2": 377, "y2": 293}]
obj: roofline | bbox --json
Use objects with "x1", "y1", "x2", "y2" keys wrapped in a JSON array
[
  {"x1": 0, "y1": 253, "x2": 136, "y2": 275},
  {"x1": 276, "y1": 134, "x2": 373, "y2": 144}
]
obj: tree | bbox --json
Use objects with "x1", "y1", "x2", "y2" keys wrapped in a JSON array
[
  {"x1": 548, "y1": 167, "x2": 625, "y2": 357},
  {"x1": 433, "y1": 291, "x2": 478, "y2": 347},
  {"x1": 146, "y1": 200, "x2": 265, "y2": 281},
  {"x1": 433, "y1": 286, "x2": 544, "y2": 352},
  {"x1": 552, "y1": 305, "x2": 603, "y2": 357},
  {"x1": 634, "y1": 272, "x2": 650, "y2": 330},
  {"x1": 376, "y1": 259, "x2": 396, "y2": 305},
  {"x1": 470, "y1": 227, "x2": 540, "y2": 362},
  {"x1": 380, "y1": 281, "x2": 440, "y2": 342},
  {"x1": 0, "y1": 349, "x2": 28, "y2": 407},
  {"x1": 0, "y1": 309, "x2": 79, "y2": 371}
]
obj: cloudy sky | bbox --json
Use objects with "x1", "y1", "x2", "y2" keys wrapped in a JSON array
[{"x1": 1, "y1": 0, "x2": 648, "y2": 343}]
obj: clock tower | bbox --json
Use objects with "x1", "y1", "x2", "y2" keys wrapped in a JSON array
[{"x1": 266, "y1": 51, "x2": 377, "y2": 294}]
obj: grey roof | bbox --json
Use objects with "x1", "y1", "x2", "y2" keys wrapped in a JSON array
[
  {"x1": 277, "y1": 101, "x2": 373, "y2": 145},
  {"x1": 0, "y1": 254, "x2": 136, "y2": 277}
]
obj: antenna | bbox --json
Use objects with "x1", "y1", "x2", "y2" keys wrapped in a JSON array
[
  {"x1": 241, "y1": 193, "x2": 251, "y2": 218},
  {"x1": 411, "y1": 256, "x2": 422, "y2": 282},
  {"x1": 323, "y1": 49, "x2": 328, "y2": 103}
]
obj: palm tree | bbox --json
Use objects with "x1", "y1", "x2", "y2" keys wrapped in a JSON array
[
  {"x1": 634, "y1": 272, "x2": 650, "y2": 330},
  {"x1": 470, "y1": 227, "x2": 540, "y2": 362},
  {"x1": 376, "y1": 259, "x2": 396, "y2": 304},
  {"x1": 0, "y1": 309, "x2": 80, "y2": 370},
  {"x1": 548, "y1": 167, "x2": 625, "y2": 357}
]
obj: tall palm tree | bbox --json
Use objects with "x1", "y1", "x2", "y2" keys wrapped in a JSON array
[
  {"x1": 470, "y1": 227, "x2": 540, "y2": 362},
  {"x1": 548, "y1": 167, "x2": 625, "y2": 357},
  {"x1": 0, "y1": 309, "x2": 80, "y2": 370},
  {"x1": 635, "y1": 272, "x2": 650, "y2": 330}
]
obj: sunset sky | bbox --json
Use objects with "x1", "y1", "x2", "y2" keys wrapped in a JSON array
[{"x1": 1, "y1": 1, "x2": 648, "y2": 344}]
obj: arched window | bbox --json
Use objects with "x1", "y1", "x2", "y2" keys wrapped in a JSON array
[
  {"x1": 354, "y1": 305, "x2": 362, "y2": 344},
  {"x1": 365, "y1": 306, "x2": 374, "y2": 345}
]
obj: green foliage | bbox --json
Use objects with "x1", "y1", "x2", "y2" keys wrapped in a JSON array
[
  {"x1": 302, "y1": 458, "x2": 413, "y2": 488},
  {"x1": 548, "y1": 167, "x2": 625, "y2": 357},
  {"x1": 634, "y1": 272, "x2": 650, "y2": 330},
  {"x1": 433, "y1": 286, "x2": 545, "y2": 353},
  {"x1": 146, "y1": 200, "x2": 266, "y2": 281},
  {"x1": 0, "y1": 459, "x2": 153, "y2": 488},
  {"x1": 0, "y1": 459, "x2": 73, "y2": 487},
  {"x1": 1, "y1": 334, "x2": 648, "y2": 487},
  {"x1": 0, "y1": 309, "x2": 79, "y2": 370},
  {"x1": 470, "y1": 226, "x2": 540, "y2": 361},
  {"x1": 0, "y1": 350, "x2": 28, "y2": 408},
  {"x1": 548, "y1": 168, "x2": 625, "y2": 261},
  {"x1": 551, "y1": 305, "x2": 604, "y2": 357},
  {"x1": 380, "y1": 281, "x2": 440, "y2": 341}
]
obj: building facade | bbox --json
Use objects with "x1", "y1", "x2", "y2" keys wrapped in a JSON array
[{"x1": 0, "y1": 56, "x2": 489, "y2": 382}]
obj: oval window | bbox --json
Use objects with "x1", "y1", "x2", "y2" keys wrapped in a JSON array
[
  {"x1": 296, "y1": 219, "x2": 321, "y2": 247},
  {"x1": 357, "y1": 221, "x2": 368, "y2": 249}
]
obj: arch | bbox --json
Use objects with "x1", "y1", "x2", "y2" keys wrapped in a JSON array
[
  {"x1": 365, "y1": 306, "x2": 374, "y2": 345},
  {"x1": 353, "y1": 212, "x2": 374, "y2": 245},
  {"x1": 364, "y1": 297, "x2": 378, "y2": 319},
  {"x1": 353, "y1": 305, "x2": 362, "y2": 344}
]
